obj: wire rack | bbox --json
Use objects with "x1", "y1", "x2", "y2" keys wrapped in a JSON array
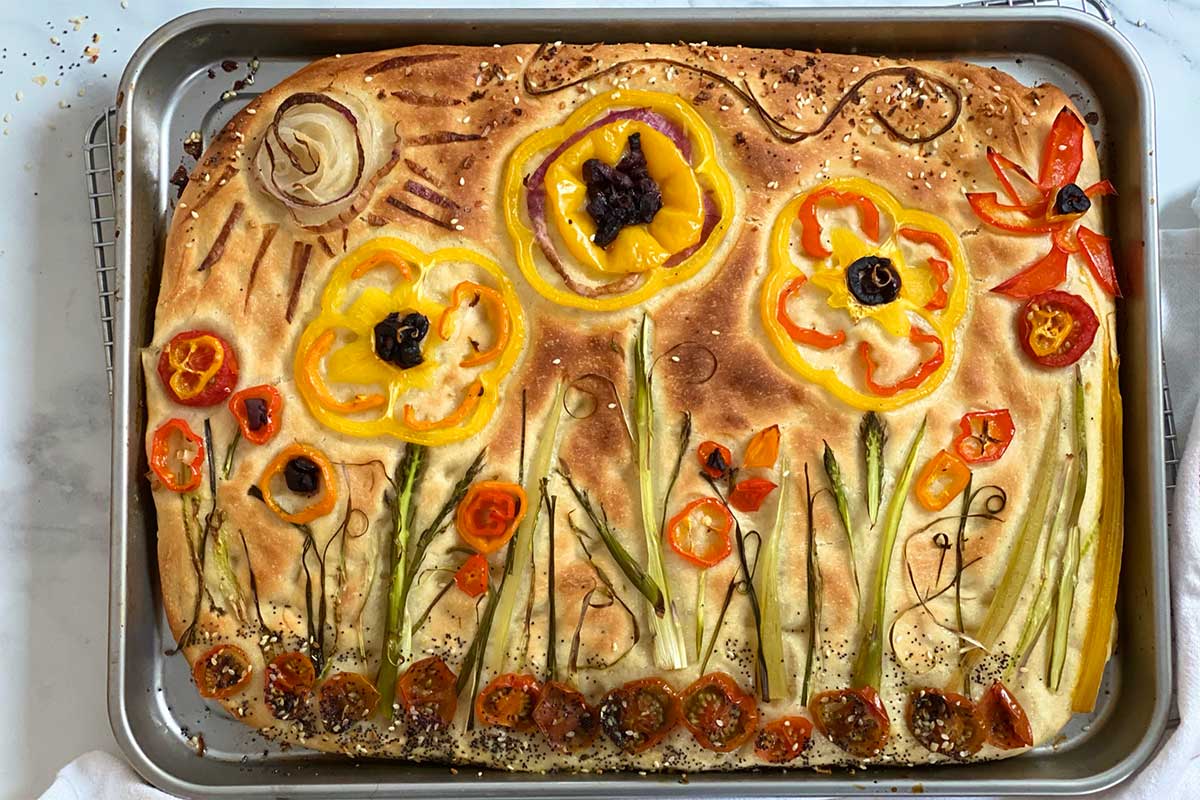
[
  {"x1": 85, "y1": 107, "x2": 118, "y2": 397},
  {"x1": 958, "y1": 0, "x2": 1115, "y2": 24}
]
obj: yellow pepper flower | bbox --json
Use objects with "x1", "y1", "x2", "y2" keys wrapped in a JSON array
[
  {"x1": 760, "y1": 178, "x2": 969, "y2": 411},
  {"x1": 503, "y1": 89, "x2": 735, "y2": 311},
  {"x1": 294, "y1": 238, "x2": 525, "y2": 445}
]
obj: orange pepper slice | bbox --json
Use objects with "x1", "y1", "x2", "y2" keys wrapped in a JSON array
[
  {"x1": 858, "y1": 328, "x2": 945, "y2": 397},
  {"x1": 257, "y1": 443, "x2": 338, "y2": 525},
  {"x1": 437, "y1": 281, "x2": 512, "y2": 368},
  {"x1": 301, "y1": 330, "x2": 387, "y2": 414},
  {"x1": 455, "y1": 480, "x2": 528, "y2": 555},
  {"x1": 914, "y1": 449, "x2": 971, "y2": 512},
  {"x1": 402, "y1": 380, "x2": 484, "y2": 432},
  {"x1": 776, "y1": 275, "x2": 847, "y2": 350}
]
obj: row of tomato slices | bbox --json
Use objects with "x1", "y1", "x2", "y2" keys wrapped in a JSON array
[{"x1": 193, "y1": 644, "x2": 1031, "y2": 763}]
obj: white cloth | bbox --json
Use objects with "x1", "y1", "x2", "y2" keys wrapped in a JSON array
[{"x1": 39, "y1": 751, "x2": 171, "y2": 800}]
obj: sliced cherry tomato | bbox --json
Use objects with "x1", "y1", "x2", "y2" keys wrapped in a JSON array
[
  {"x1": 954, "y1": 409, "x2": 1016, "y2": 464},
  {"x1": 667, "y1": 497, "x2": 734, "y2": 568},
  {"x1": 1077, "y1": 225, "x2": 1122, "y2": 297},
  {"x1": 859, "y1": 328, "x2": 945, "y2": 397},
  {"x1": 397, "y1": 656, "x2": 458, "y2": 730},
  {"x1": 915, "y1": 449, "x2": 972, "y2": 512},
  {"x1": 1018, "y1": 290, "x2": 1099, "y2": 368},
  {"x1": 680, "y1": 672, "x2": 759, "y2": 753},
  {"x1": 265, "y1": 652, "x2": 316, "y2": 720},
  {"x1": 455, "y1": 553, "x2": 489, "y2": 597},
  {"x1": 798, "y1": 187, "x2": 881, "y2": 258},
  {"x1": 755, "y1": 715, "x2": 814, "y2": 763},
  {"x1": 777, "y1": 275, "x2": 847, "y2": 350},
  {"x1": 533, "y1": 681, "x2": 599, "y2": 753},
  {"x1": 149, "y1": 418, "x2": 205, "y2": 493},
  {"x1": 317, "y1": 672, "x2": 380, "y2": 733},
  {"x1": 743, "y1": 424, "x2": 781, "y2": 469},
  {"x1": 476, "y1": 673, "x2": 542, "y2": 732},
  {"x1": 599, "y1": 677, "x2": 681, "y2": 754},
  {"x1": 728, "y1": 478, "x2": 778, "y2": 513},
  {"x1": 906, "y1": 688, "x2": 984, "y2": 759},
  {"x1": 228, "y1": 384, "x2": 283, "y2": 445},
  {"x1": 977, "y1": 681, "x2": 1034, "y2": 750},
  {"x1": 455, "y1": 480, "x2": 527, "y2": 555},
  {"x1": 1038, "y1": 107, "x2": 1086, "y2": 191},
  {"x1": 157, "y1": 330, "x2": 239, "y2": 406},
  {"x1": 809, "y1": 686, "x2": 890, "y2": 759},
  {"x1": 256, "y1": 443, "x2": 337, "y2": 524},
  {"x1": 697, "y1": 440, "x2": 733, "y2": 479},
  {"x1": 192, "y1": 644, "x2": 252, "y2": 700},
  {"x1": 991, "y1": 245, "x2": 1069, "y2": 298}
]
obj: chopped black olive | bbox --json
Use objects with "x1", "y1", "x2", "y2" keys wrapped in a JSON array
[
  {"x1": 1053, "y1": 183, "x2": 1091, "y2": 216},
  {"x1": 705, "y1": 446, "x2": 730, "y2": 477},
  {"x1": 582, "y1": 133, "x2": 663, "y2": 248},
  {"x1": 284, "y1": 457, "x2": 321, "y2": 496},
  {"x1": 846, "y1": 255, "x2": 902, "y2": 306},
  {"x1": 373, "y1": 311, "x2": 429, "y2": 370},
  {"x1": 242, "y1": 397, "x2": 270, "y2": 432}
]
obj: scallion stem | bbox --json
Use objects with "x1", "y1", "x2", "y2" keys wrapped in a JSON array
[{"x1": 759, "y1": 455, "x2": 789, "y2": 699}]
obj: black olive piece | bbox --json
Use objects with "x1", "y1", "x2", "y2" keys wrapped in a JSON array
[
  {"x1": 705, "y1": 447, "x2": 730, "y2": 477},
  {"x1": 374, "y1": 311, "x2": 429, "y2": 370},
  {"x1": 242, "y1": 397, "x2": 270, "y2": 432},
  {"x1": 582, "y1": 132, "x2": 664, "y2": 248},
  {"x1": 846, "y1": 255, "x2": 903, "y2": 306},
  {"x1": 1053, "y1": 183, "x2": 1091, "y2": 216},
  {"x1": 284, "y1": 457, "x2": 321, "y2": 496}
]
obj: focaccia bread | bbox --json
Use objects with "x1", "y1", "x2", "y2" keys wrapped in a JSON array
[{"x1": 144, "y1": 41, "x2": 1123, "y2": 772}]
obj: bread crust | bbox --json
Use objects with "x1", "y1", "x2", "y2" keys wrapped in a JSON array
[{"x1": 146, "y1": 41, "x2": 1117, "y2": 771}]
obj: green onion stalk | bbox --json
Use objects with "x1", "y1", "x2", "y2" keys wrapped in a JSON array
[
  {"x1": 759, "y1": 455, "x2": 790, "y2": 699},
  {"x1": 632, "y1": 315, "x2": 689, "y2": 671},
  {"x1": 851, "y1": 417, "x2": 925, "y2": 691},
  {"x1": 1050, "y1": 368, "x2": 1089, "y2": 689}
]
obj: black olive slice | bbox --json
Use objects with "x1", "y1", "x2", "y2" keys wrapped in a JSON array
[
  {"x1": 846, "y1": 255, "x2": 902, "y2": 306},
  {"x1": 284, "y1": 456, "x2": 322, "y2": 495},
  {"x1": 582, "y1": 133, "x2": 664, "y2": 248},
  {"x1": 1053, "y1": 183, "x2": 1091, "y2": 216},
  {"x1": 374, "y1": 311, "x2": 429, "y2": 370},
  {"x1": 243, "y1": 397, "x2": 270, "y2": 432}
]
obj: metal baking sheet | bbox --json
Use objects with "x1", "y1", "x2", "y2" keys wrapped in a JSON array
[{"x1": 109, "y1": 6, "x2": 1168, "y2": 797}]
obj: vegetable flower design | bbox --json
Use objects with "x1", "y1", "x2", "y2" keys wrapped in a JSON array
[
  {"x1": 967, "y1": 107, "x2": 1119, "y2": 298},
  {"x1": 294, "y1": 237, "x2": 525, "y2": 445},
  {"x1": 761, "y1": 177, "x2": 968, "y2": 411},
  {"x1": 503, "y1": 89, "x2": 735, "y2": 310}
]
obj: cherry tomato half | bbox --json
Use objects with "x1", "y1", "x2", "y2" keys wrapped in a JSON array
[
  {"x1": 192, "y1": 643, "x2": 253, "y2": 700},
  {"x1": 476, "y1": 673, "x2": 541, "y2": 732},
  {"x1": 1018, "y1": 290, "x2": 1099, "y2": 368},
  {"x1": 755, "y1": 715, "x2": 814, "y2": 763},
  {"x1": 317, "y1": 672, "x2": 379, "y2": 733},
  {"x1": 906, "y1": 688, "x2": 984, "y2": 759},
  {"x1": 397, "y1": 656, "x2": 458, "y2": 730},
  {"x1": 533, "y1": 681, "x2": 599, "y2": 753},
  {"x1": 265, "y1": 652, "x2": 316, "y2": 721},
  {"x1": 809, "y1": 686, "x2": 891, "y2": 759},
  {"x1": 977, "y1": 681, "x2": 1034, "y2": 750},
  {"x1": 157, "y1": 329, "x2": 239, "y2": 406},
  {"x1": 599, "y1": 677, "x2": 681, "y2": 754},
  {"x1": 679, "y1": 672, "x2": 759, "y2": 753}
]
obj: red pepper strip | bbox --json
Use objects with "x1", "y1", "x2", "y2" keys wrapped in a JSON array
[
  {"x1": 1085, "y1": 180, "x2": 1117, "y2": 199},
  {"x1": 150, "y1": 418, "x2": 206, "y2": 493},
  {"x1": 798, "y1": 188, "x2": 881, "y2": 259},
  {"x1": 859, "y1": 329, "x2": 945, "y2": 397},
  {"x1": 924, "y1": 258, "x2": 950, "y2": 311},
  {"x1": 455, "y1": 553, "x2": 489, "y2": 597},
  {"x1": 1052, "y1": 224, "x2": 1080, "y2": 254},
  {"x1": 986, "y1": 146, "x2": 1040, "y2": 205},
  {"x1": 1038, "y1": 107, "x2": 1086, "y2": 191},
  {"x1": 776, "y1": 276, "x2": 847, "y2": 349},
  {"x1": 991, "y1": 244, "x2": 1069, "y2": 298},
  {"x1": 897, "y1": 227, "x2": 953, "y2": 260},
  {"x1": 966, "y1": 192, "x2": 1057, "y2": 234},
  {"x1": 729, "y1": 478, "x2": 778, "y2": 513},
  {"x1": 953, "y1": 409, "x2": 1016, "y2": 464},
  {"x1": 1076, "y1": 226, "x2": 1121, "y2": 297}
]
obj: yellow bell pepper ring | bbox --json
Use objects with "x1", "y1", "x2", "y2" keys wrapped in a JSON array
[
  {"x1": 761, "y1": 177, "x2": 970, "y2": 411},
  {"x1": 502, "y1": 89, "x2": 736, "y2": 311},
  {"x1": 294, "y1": 237, "x2": 526, "y2": 445}
]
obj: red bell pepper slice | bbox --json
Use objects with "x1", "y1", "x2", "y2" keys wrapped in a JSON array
[
  {"x1": 965, "y1": 193, "x2": 1057, "y2": 234},
  {"x1": 991, "y1": 244, "x2": 1069, "y2": 298},
  {"x1": 1077, "y1": 226, "x2": 1122, "y2": 297},
  {"x1": 897, "y1": 227, "x2": 953, "y2": 260},
  {"x1": 728, "y1": 478, "x2": 778, "y2": 514},
  {"x1": 228, "y1": 384, "x2": 284, "y2": 445},
  {"x1": 858, "y1": 328, "x2": 945, "y2": 397},
  {"x1": 953, "y1": 409, "x2": 1016, "y2": 464},
  {"x1": 1038, "y1": 107, "x2": 1086, "y2": 192},
  {"x1": 986, "y1": 146, "x2": 1041, "y2": 206},
  {"x1": 924, "y1": 258, "x2": 950, "y2": 311},
  {"x1": 455, "y1": 553, "x2": 489, "y2": 597},
  {"x1": 150, "y1": 418, "x2": 206, "y2": 493},
  {"x1": 798, "y1": 188, "x2": 881, "y2": 259},
  {"x1": 777, "y1": 275, "x2": 847, "y2": 349}
]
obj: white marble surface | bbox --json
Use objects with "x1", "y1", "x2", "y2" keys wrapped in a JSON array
[{"x1": 0, "y1": 1, "x2": 1193, "y2": 798}]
